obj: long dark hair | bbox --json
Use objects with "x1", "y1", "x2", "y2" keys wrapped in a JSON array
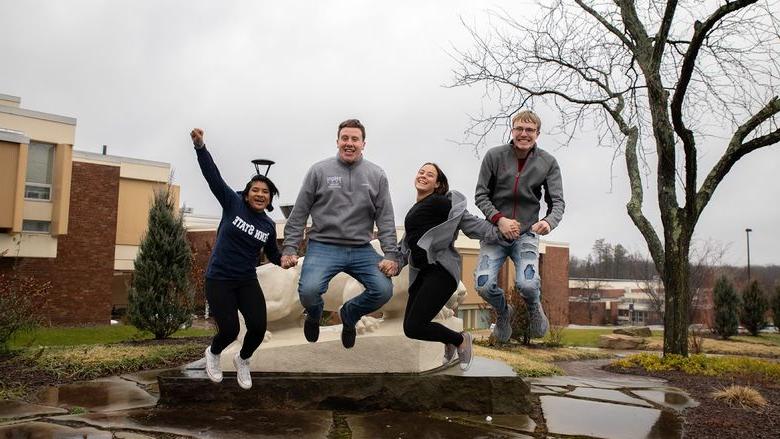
[
  {"x1": 422, "y1": 162, "x2": 449, "y2": 195},
  {"x1": 242, "y1": 174, "x2": 279, "y2": 212}
]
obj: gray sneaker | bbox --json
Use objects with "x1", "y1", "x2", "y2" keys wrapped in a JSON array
[
  {"x1": 233, "y1": 353, "x2": 252, "y2": 390},
  {"x1": 526, "y1": 300, "x2": 549, "y2": 338},
  {"x1": 443, "y1": 343, "x2": 457, "y2": 365},
  {"x1": 492, "y1": 304, "x2": 514, "y2": 343},
  {"x1": 204, "y1": 346, "x2": 222, "y2": 383},
  {"x1": 457, "y1": 332, "x2": 473, "y2": 371}
]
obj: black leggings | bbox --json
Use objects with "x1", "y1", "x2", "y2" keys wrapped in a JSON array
[
  {"x1": 403, "y1": 264, "x2": 463, "y2": 347},
  {"x1": 206, "y1": 278, "x2": 267, "y2": 359}
]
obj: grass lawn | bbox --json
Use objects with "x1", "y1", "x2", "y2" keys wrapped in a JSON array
[
  {"x1": 474, "y1": 342, "x2": 615, "y2": 377},
  {"x1": 8, "y1": 324, "x2": 215, "y2": 349},
  {"x1": 558, "y1": 327, "x2": 663, "y2": 347}
]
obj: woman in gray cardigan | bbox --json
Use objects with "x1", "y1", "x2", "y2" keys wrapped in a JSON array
[{"x1": 395, "y1": 163, "x2": 501, "y2": 371}]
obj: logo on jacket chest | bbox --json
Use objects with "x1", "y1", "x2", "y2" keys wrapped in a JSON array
[
  {"x1": 231, "y1": 216, "x2": 269, "y2": 242},
  {"x1": 327, "y1": 176, "x2": 343, "y2": 188}
]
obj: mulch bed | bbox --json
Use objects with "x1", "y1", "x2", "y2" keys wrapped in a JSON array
[{"x1": 605, "y1": 365, "x2": 780, "y2": 439}]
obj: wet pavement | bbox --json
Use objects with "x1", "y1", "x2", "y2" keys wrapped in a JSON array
[{"x1": 0, "y1": 356, "x2": 695, "y2": 438}]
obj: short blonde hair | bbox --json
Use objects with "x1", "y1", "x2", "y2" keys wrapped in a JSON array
[{"x1": 512, "y1": 110, "x2": 541, "y2": 131}]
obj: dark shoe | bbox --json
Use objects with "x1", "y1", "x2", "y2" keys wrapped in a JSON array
[
  {"x1": 304, "y1": 317, "x2": 320, "y2": 343},
  {"x1": 340, "y1": 307, "x2": 356, "y2": 349},
  {"x1": 493, "y1": 304, "x2": 514, "y2": 343},
  {"x1": 526, "y1": 300, "x2": 549, "y2": 338}
]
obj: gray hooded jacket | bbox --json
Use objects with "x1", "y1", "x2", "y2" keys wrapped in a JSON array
[
  {"x1": 475, "y1": 143, "x2": 564, "y2": 233},
  {"x1": 399, "y1": 190, "x2": 500, "y2": 286}
]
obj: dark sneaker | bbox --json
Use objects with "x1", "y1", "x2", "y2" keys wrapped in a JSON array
[
  {"x1": 232, "y1": 353, "x2": 252, "y2": 390},
  {"x1": 304, "y1": 316, "x2": 320, "y2": 343},
  {"x1": 526, "y1": 300, "x2": 549, "y2": 338},
  {"x1": 458, "y1": 332, "x2": 473, "y2": 371},
  {"x1": 204, "y1": 346, "x2": 223, "y2": 383},
  {"x1": 493, "y1": 304, "x2": 514, "y2": 343},
  {"x1": 340, "y1": 307, "x2": 356, "y2": 349},
  {"x1": 443, "y1": 343, "x2": 457, "y2": 365}
]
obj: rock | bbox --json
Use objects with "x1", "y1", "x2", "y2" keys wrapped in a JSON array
[
  {"x1": 613, "y1": 326, "x2": 652, "y2": 337},
  {"x1": 598, "y1": 334, "x2": 647, "y2": 349}
]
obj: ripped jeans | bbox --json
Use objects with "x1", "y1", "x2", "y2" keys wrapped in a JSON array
[{"x1": 474, "y1": 232, "x2": 541, "y2": 314}]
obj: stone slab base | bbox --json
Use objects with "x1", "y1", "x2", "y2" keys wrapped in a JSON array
[{"x1": 158, "y1": 359, "x2": 531, "y2": 414}]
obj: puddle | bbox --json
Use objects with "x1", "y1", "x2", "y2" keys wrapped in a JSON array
[
  {"x1": 55, "y1": 407, "x2": 333, "y2": 438},
  {"x1": 528, "y1": 375, "x2": 664, "y2": 389},
  {"x1": 120, "y1": 368, "x2": 175, "y2": 386},
  {"x1": 541, "y1": 395, "x2": 682, "y2": 439},
  {"x1": 346, "y1": 411, "x2": 533, "y2": 438},
  {"x1": 567, "y1": 387, "x2": 653, "y2": 406},
  {"x1": 35, "y1": 377, "x2": 157, "y2": 412},
  {"x1": 0, "y1": 421, "x2": 111, "y2": 438},
  {"x1": 633, "y1": 389, "x2": 699, "y2": 411},
  {"x1": 0, "y1": 400, "x2": 67, "y2": 420}
]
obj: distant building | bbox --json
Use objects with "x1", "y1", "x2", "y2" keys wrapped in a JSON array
[{"x1": 0, "y1": 94, "x2": 178, "y2": 325}]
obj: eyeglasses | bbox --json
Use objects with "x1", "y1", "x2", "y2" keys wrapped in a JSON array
[{"x1": 512, "y1": 127, "x2": 538, "y2": 134}]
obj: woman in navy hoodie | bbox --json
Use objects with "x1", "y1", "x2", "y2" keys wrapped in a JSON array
[{"x1": 190, "y1": 128, "x2": 281, "y2": 390}]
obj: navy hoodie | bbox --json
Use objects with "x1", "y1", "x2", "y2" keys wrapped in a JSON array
[{"x1": 195, "y1": 145, "x2": 281, "y2": 280}]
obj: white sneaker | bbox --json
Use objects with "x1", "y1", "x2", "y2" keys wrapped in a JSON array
[
  {"x1": 443, "y1": 343, "x2": 457, "y2": 366},
  {"x1": 204, "y1": 346, "x2": 222, "y2": 383},
  {"x1": 233, "y1": 353, "x2": 252, "y2": 390}
]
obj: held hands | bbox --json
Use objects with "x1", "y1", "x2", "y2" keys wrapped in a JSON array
[
  {"x1": 281, "y1": 254, "x2": 299, "y2": 269},
  {"x1": 378, "y1": 259, "x2": 398, "y2": 277},
  {"x1": 497, "y1": 217, "x2": 521, "y2": 240},
  {"x1": 190, "y1": 128, "x2": 205, "y2": 147},
  {"x1": 530, "y1": 220, "x2": 551, "y2": 235}
]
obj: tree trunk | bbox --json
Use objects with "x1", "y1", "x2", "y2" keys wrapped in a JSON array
[{"x1": 662, "y1": 238, "x2": 691, "y2": 355}]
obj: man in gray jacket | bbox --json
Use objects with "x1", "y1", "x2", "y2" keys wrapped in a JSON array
[
  {"x1": 281, "y1": 119, "x2": 398, "y2": 349},
  {"x1": 474, "y1": 110, "x2": 564, "y2": 342}
]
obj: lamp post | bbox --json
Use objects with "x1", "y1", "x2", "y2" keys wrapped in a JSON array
[
  {"x1": 252, "y1": 159, "x2": 275, "y2": 176},
  {"x1": 745, "y1": 228, "x2": 752, "y2": 283}
]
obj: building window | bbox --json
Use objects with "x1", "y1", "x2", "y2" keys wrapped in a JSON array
[
  {"x1": 22, "y1": 220, "x2": 51, "y2": 233},
  {"x1": 25, "y1": 141, "x2": 55, "y2": 200}
]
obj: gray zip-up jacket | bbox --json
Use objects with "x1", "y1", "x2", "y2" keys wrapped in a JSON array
[
  {"x1": 399, "y1": 191, "x2": 500, "y2": 286},
  {"x1": 475, "y1": 143, "x2": 564, "y2": 233},
  {"x1": 282, "y1": 155, "x2": 398, "y2": 259}
]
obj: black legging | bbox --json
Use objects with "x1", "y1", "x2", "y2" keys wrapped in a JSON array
[
  {"x1": 206, "y1": 278, "x2": 267, "y2": 359},
  {"x1": 403, "y1": 263, "x2": 463, "y2": 347}
]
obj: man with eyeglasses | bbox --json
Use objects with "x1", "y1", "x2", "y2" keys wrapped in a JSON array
[
  {"x1": 281, "y1": 119, "x2": 399, "y2": 349},
  {"x1": 473, "y1": 110, "x2": 565, "y2": 342}
]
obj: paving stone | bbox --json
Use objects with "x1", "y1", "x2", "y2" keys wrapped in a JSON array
[
  {"x1": 0, "y1": 400, "x2": 67, "y2": 420},
  {"x1": 34, "y1": 376, "x2": 158, "y2": 413},
  {"x1": 55, "y1": 407, "x2": 333, "y2": 438},
  {"x1": 456, "y1": 414, "x2": 537, "y2": 433},
  {"x1": 0, "y1": 420, "x2": 112, "y2": 438},
  {"x1": 540, "y1": 395, "x2": 682, "y2": 439},
  {"x1": 632, "y1": 389, "x2": 699, "y2": 411},
  {"x1": 567, "y1": 388, "x2": 653, "y2": 406},
  {"x1": 346, "y1": 411, "x2": 533, "y2": 438}
]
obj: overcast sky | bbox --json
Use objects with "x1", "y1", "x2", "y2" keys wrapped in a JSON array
[{"x1": 2, "y1": 0, "x2": 778, "y2": 266}]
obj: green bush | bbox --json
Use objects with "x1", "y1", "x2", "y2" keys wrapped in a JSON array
[
  {"x1": 741, "y1": 281, "x2": 768, "y2": 336},
  {"x1": 713, "y1": 276, "x2": 740, "y2": 339},
  {"x1": 128, "y1": 187, "x2": 193, "y2": 339}
]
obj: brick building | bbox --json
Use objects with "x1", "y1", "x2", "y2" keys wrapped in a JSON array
[{"x1": 0, "y1": 94, "x2": 177, "y2": 325}]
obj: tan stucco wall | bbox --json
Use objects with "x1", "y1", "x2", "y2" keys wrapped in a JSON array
[
  {"x1": 0, "y1": 233, "x2": 57, "y2": 258},
  {"x1": 0, "y1": 112, "x2": 75, "y2": 145},
  {"x1": 0, "y1": 141, "x2": 20, "y2": 228},
  {"x1": 51, "y1": 144, "x2": 73, "y2": 235},
  {"x1": 116, "y1": 179, "x2": 180, "y2": 246},
  {"x1": 12, "y1": 143, "x2": 28, "y2": 232}
]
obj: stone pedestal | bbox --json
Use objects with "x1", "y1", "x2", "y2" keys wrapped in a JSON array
[
  {"x1": 219, "y1": 317, "x2": 463, "y2": 373},
  {"x1": 158, "y1": 357, "x2": 531, "y2": 414}
]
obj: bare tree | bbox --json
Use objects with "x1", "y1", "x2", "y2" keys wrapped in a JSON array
[{"x1": 452, "y1": 0, "x2": 780, "y2": 355}]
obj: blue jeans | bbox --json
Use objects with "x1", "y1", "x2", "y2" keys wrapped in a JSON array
[
  {"x1": 298, "y1": 240, "x2": 393, "y2": 327},
  {"x1": 474, "y1": 232, "x2": 541, "y2": 313}
]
